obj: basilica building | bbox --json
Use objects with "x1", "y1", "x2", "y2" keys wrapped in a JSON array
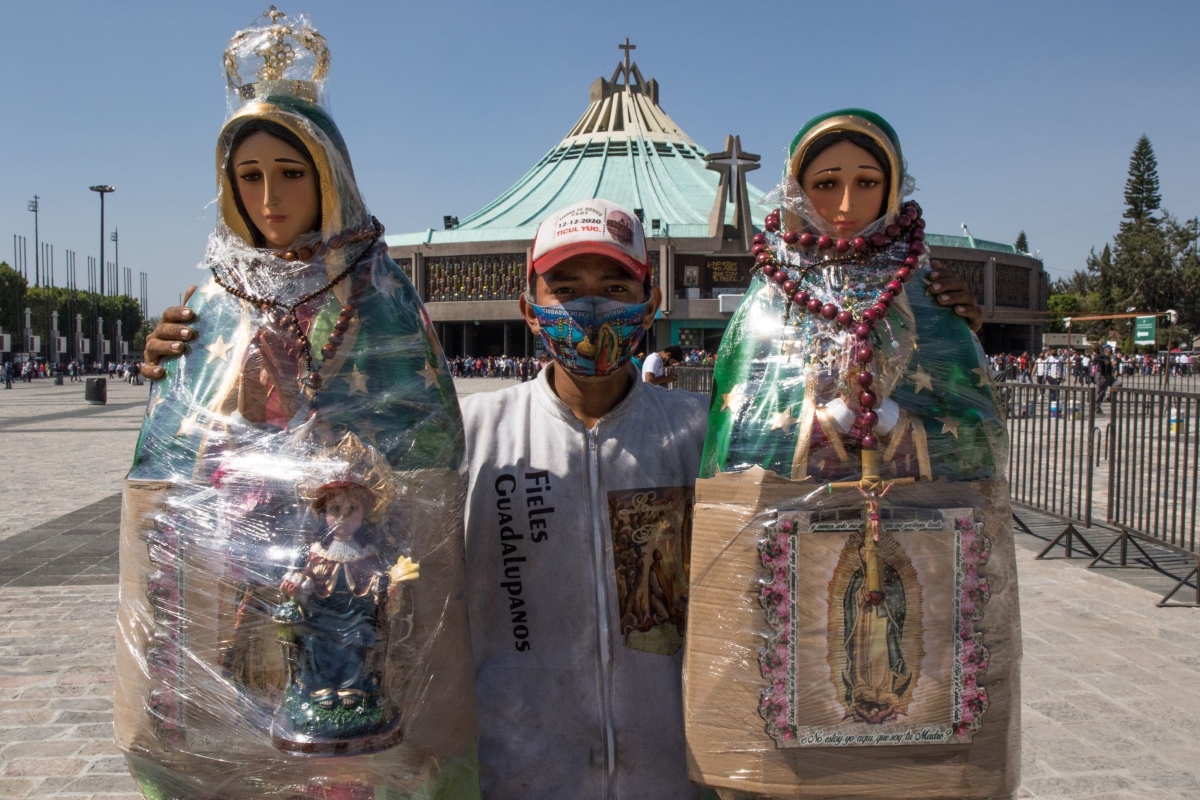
[{"x1": 386, "y1": 45, "x2": 1045, "y2": 357}]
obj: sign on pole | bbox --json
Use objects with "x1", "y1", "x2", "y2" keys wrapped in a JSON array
[{"x1": 1134, "y1": 315, "x2": 1157, "y2": 346}]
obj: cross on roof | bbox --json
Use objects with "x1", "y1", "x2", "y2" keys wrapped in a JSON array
[
  {"x1": 705, "y1": 135, "x2": 760, "y2": 199},
  {"x1": 619, "y1": 36, "x2": 638, "y2": 72},
  {"x1": 619, "y1": 37, "x2": 638, "y2": 82}
]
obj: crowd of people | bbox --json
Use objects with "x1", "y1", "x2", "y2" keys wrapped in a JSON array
[
  {"x1": 446, "y1": 349, "x2": 721, "y2": 381},
  {"x1": 447, "y1": 355, "x2": 548, "y2": 380},
  {"x1": 988, "y1": 349, "x2": 1195, "y2": 384},
  {"x1": 1, "y1": 359, "x2": 145, "y2": 388}
]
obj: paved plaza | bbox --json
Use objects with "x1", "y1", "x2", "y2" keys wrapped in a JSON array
[{"x1": 0, "y1": 378, "x2": 1198, "y2": 798}]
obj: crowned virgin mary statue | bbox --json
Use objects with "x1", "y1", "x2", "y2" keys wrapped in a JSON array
[{"x1": 114, "y1": 9, "x2": 478, "y2": 799}]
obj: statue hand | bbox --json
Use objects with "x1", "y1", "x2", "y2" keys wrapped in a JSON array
[
  {"x1": 280, "y1": 571, "x2": 311, "y2": 599},
  {"x1": 142, "y1": 285, "x2": 198, "y2": 381},
  {"x1": 388, "y1": 555, "x2": 420, "y2": 586}
]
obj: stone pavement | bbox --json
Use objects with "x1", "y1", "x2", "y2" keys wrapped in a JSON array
[
  {"x1": 0, "y1": 380, "x2": 148, "y2": 542},
  {"x1": 1, "y1": 378, "x2": 1198, "y2": 798}
]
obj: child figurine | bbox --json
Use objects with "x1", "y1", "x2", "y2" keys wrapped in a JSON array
[{"x1": 274, "y1": 436, "x2": 420, "y2": 751}]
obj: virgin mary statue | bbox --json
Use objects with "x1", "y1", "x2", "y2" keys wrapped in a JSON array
[{"x1": 114, "y1": 9, "x2": 478, "y2": 799}]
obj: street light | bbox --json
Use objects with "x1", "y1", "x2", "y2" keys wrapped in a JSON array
[
  {"x1": 27, "y1": 196, "x2": 39, "y2": 287},
  {"x1": 89, "y1": 186, "x2": 114, "y2": 295},
  {"x1": 89, "y1": 185, "x2": 114, "y2": 366},
  {"x1": 111, "y1": 229, "x2": 119, "y2": 296}
]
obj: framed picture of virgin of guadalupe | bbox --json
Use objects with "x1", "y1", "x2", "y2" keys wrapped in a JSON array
[{"x1": 759, "y1": 506, "x2": 992, "y2": 749}]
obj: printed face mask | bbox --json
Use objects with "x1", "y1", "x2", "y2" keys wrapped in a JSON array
[{"x1": 529, "y1": 296, "x2": 649, "y2": 377}]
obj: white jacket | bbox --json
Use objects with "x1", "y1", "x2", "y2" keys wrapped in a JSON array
[{"x1": 461, "y1": 366, "x2": 708, "y2": 800}]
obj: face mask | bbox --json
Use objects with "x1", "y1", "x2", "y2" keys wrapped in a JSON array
[{"x1": 529, "y1": 296, "x2": 649, "y2": 377}]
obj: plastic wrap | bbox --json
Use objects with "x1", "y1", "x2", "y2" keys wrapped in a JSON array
[
  {"x1": 683, "y1": 113, "x2": 1020, "y2": 799},
  {"x1": 115, "y1": 10, "x2": 477, "y2": 798}
]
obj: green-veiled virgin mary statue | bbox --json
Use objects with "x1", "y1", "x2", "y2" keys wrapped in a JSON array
[
  {"x1": 114, "y1": 9, "x2": 478, "y2": 799},
  {"x1": 683, "y1": 110, "x2": 1021, "y2": 799}
]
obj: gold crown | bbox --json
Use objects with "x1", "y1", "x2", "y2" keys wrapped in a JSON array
[{"x1": 224, "y1": 6, "x2": 330, "y2": 104}]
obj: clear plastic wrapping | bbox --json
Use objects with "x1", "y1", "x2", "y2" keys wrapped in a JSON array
[
  {"x1": 684, "y1": 207, "x2": 1020, "y2": 798},
  {"x1": 115, "y1": 13, "x2": 477, "y2": 797}
]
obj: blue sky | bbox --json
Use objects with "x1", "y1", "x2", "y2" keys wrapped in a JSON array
[{"x1": 2, "y1": 0, "x2": 1198, "y2": 314}]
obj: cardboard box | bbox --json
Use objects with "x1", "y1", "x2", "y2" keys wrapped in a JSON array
[{"x1": 684, "y1": 468, "x2": 1020, "y2": 799}]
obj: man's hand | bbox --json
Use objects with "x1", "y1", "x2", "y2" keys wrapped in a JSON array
[
  {"x1": 926, "y1": 262, "x2": 983, "y2": 334},
  {"x1": 141, "y1": 285, "x2": 198, "y2": 381}
]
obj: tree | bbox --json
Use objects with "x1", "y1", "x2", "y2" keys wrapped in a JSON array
[
  {"x1": 1045, "y1": 292, "x2": 1080, "y2": 333},
  {"x1": 0, "y1": 262, "x2": 28, "y2": 339},
  {"x1": 1014, "y1": 230, "x2": 1029, "y2": 254},
  {"x1": 1123, "y1": 135, "x2": 1161, "y2": 229}
]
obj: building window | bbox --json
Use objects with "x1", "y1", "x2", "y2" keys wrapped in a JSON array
[
  {"x1": 395, "y1": 258, "x2": 413, "y2": 283},
  {"x1": 995, "y1": 263, "x2": 1031, "y2": 308},
  {"x1": 673, "y1": 255, "x2": 755, "y2": 299},
  {"x1": 936, "y1": 259, "x2": 985, "y2": 304},
  {"x1": 425, "y1": 254, "x2": 525, "y2": 302}
]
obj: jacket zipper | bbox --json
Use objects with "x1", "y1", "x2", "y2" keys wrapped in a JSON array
[{"x1": 586, "y1": 426, "x2": 617, "y2": 799}]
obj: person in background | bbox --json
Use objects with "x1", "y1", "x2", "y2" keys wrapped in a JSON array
[{"x1": 642, "y1": 344, "x2": 683, "y2": 387}]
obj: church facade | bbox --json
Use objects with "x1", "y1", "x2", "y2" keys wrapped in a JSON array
[{"x1": 386, "y1": 46, "x2": 1046, "y2": 357}]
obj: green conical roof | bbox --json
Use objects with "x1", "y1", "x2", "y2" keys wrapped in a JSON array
[{"x1": 387, "y1": 52, "x2": 766, "y2": 247}]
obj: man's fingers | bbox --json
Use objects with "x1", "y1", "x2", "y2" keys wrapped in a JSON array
[
  {"x1": 162, "y1": 306, "x2": 195, "y2": 324},
  {"x1": 140, "y1": 363, "x2": 167, "y2": 381},
  {"x1": 144, "y1": 339, "x2": 187, "y2": 365},
  {"x1": 153, "y1": 323, "x2": 194, "y2": 343},
  {"x1": 935, "y1": 290, "x2": 976, "y2": 307},
  {"x1": 182, "y1": 285, "x2": 197, "y2": 305},
  {"x1": 928, "y1": 277, "x2": 967, "y2": 295}
]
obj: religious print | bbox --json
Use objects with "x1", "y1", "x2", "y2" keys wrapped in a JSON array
[
  {"x1": 608, "y1": 486, "x2": 694, "y2": 656},
  {"x1": 758, "y1": 506, "x2": 990, "y2": 748}
]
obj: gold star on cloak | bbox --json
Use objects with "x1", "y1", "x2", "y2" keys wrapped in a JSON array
[
  {"x1": 769, "y1": 407, "x2": 798, "y2": 433},
  {"x1": 375, "y1": 270, "x2": 400, "y2": 299},
  {"x1": 199, "y1": 280, "x2": 224, "y2": 299},
  {"x1": 972, "y1": 367, "x2": 992, "y2": 387},
  {"x1": 912, "y1": 365, "x2": 934, "y2": 394},
  {"x1": 347, "y1": 365, "x2": 369, "y2": 396},
  {"x1": 936, "y1": 414, "x2": 961, "y2": 439},
  {"x1": 146, "y1": 389, "x2": 166, "y2": 418},
  {"x1": 721, "y1": 387, "x2": 746, "y2": 413},
  {"x1": 356, "y1": 420, "x2": 383, "y2": 445},
  {"x1": 176, "y1": 415, "x2": 198, "y2": 437},
  {"x1": 206, "y1": 335, "x2": 234, "y2": 364},
  {"x1": 418, "y1": 361, "x2": 441, "y2": 389}
]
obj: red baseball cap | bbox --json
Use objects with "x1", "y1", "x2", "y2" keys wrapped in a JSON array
[{"x1": 529, "y1": 199, "x2": 650, "y2": 283}]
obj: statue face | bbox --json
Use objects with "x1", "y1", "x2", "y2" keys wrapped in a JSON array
[
  {"x1": 800, "y1": 140, "x2": 887, "y2": 235},
  {"x1": 322, "y1": 488, "x2": 365, "y2": 539},
  {"x1": 232, "y1": 130, "x2": 321, "y2": 249}
]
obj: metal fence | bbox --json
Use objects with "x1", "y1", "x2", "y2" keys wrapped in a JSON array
[
  {"x1": 1108, "y1": 388, "x2": 1200, "y2": 604},
  {"x1": 672, "y1": 365, "x2": 714, "y2": 395},
  {"x1": 668, "y1": 367, "x2": 1198, "y2": 605},
  {"x1": 998, "y1": 382, "x2": 1098, "y2": 530}
]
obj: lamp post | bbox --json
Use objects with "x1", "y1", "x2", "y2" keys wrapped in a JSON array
[
  {"x1": 111, "y1": 229, "x2": 119, "y2": 296},
  {"x1": 27, "y1": 196, "x2": 39, "y2": 287},
  {"x1": 89, "y1": 185, "x2": 114, "y2": 368}
]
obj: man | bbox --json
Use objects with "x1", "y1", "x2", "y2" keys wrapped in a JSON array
[
  {"x1": 1093, "y1": 344, "x2": 1114, "y2": 413},
  {"x1": 641, "y1": 344, "x2": 682, "y2": 386},
  {"x1": 141, "y1": 199, "x2": 981, "y2": 799},
  {"x1": 459, "y1": 200, "x2": 709, "y2": 797}
]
